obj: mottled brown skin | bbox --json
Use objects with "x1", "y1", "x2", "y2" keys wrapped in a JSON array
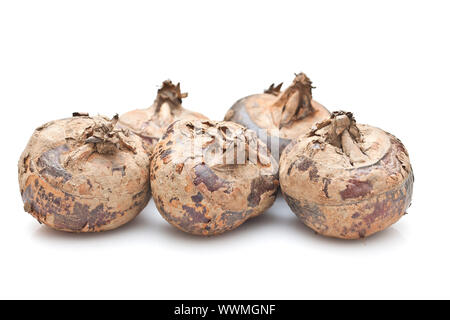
[
  {"x1": 18, "y1": 114, "x2": 151, "y2": 232},
  {"x1": 280, "y1": 111, "x2": 414, "y2": 239},
  {"x1": 224, "y1": 73, "x2": 330, "y2": 158},
  {"x1": 150, "y1": 120, "x2": 279, "y2": 236},
  {"x1": 118, "y1": 80, "x2": 208, "y2": 154}
]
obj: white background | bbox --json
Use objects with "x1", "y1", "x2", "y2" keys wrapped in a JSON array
[{"x1": 1, "y1": 0, "x2": 448, "y2": 299}]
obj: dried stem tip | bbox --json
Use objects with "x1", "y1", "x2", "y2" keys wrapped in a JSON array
[
  {"x1": 83, "y1": 114, "x2": 136, "y2": 155},
  {"x1": 155, "y1": 80, "x2": 188, "y2": 113},
  {"x1": 264, "y1": 82, "x2": 283, "y2": 95},
  {"x1": 271, "y1": 73, "x2": 315, "y2": 128},
  {"x1": 309, "y1": 111, "x2": 368, "y2": 164}
]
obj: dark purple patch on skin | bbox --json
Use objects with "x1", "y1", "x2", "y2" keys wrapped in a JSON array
[
  {"x1": 363, "y1": 199, "x2": 390, "y2": 226},
  {"x1": 53, "y1": 202, "x2": 124, "y2": 231},
  {"x1": 287, "y1": 156, "x2": 313, "y2": 176},
  {"x1": 193, "y1": 164, "x2": 229, "y2": 192},
  {"x1": 182, "y1": 205, "x2": 210, "y2": 224},
  {"x1": 37, "y1": 144, "x2": 72, "y2": 181},
  {"x1": 247, "y1": 176, "x2": 278, "y2": 207},
  {"x1": 340, "y1": 179, "x2": 373, "y2": 200},
  {"x1": 309, "y1": 166, "x2": 319, "y2": 182},
  {"x1": 352, "y1": 212, "x2": 361, "y2": 219},
  {"x1": 322, "y1": 178, "x2": 331, "y2": 198},
  {"x1": 191, "y1": 192, "x2": 203, "y2": 203},
  {"x1": 287, "y1": 156, "x2": 320, "y2": 184},
  {"x1": 295, "y1": 156, "x2": 313, "y2": 171}
]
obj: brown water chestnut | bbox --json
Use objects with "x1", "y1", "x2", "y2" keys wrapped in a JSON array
[
  {"x1": 118, "y1": 80, "x2": 208, "y2": 154},
  {"x1": 279, "y1": 111, "x2": 413, "y2": 239},
  {"x1": 18, "y1": 113, "x2": 151, "y2": 232},
  {"x1": 224, "y1": 73, "x2": 330, "y2": 158},
  {"x1": 150, "y1": 119, "x2": 279, "y2": 235}
]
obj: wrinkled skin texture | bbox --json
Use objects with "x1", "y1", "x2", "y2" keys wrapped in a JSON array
[
  {"x1": 150, "y1": 120, "x2": 279, "y2": 235},
  {"x1": 18, "y1": 114, "x2": 151, "y2": 232},
  {"x1": 280, "y1": 111, "x2": 414, "y2": 239},
  {"x1": 118, "y1": 80, "x2": 208, "y2": 154},
  {"x1": 224, "y1": 73, "x2": 330, "y2": 158}
]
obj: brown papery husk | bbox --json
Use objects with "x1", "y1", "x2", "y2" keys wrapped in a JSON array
[
  {"x1": 279, "y1": 111, "x2": 414, "y2": 239},
  {"x1": 224, "y1": 73, "x2": 330, "y2": 159},
  {"x1": 117, "y1": 80, "x2": 208, "y2": 154},
  {"x1": 150, "y1": 120, "x2": 279, "y2": 236},
  {"x1": 18, "y1": 113, "x2": 151, "y2": 232}
]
